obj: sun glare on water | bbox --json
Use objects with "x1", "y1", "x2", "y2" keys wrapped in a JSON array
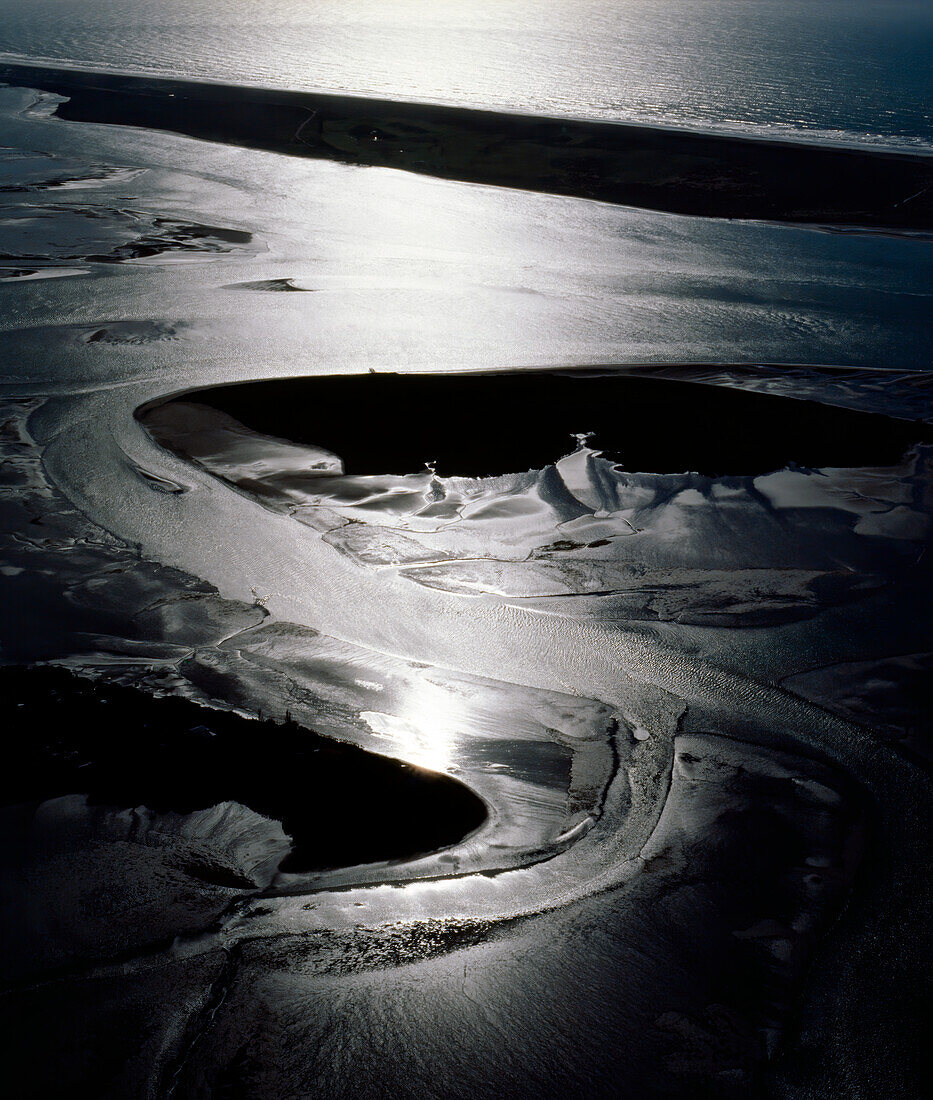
[{"x1": 360, "y1": 677, "x2": 468, "y2": 773}]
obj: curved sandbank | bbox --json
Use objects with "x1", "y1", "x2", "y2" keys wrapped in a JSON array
[
  {"x1": 145, "y1": 370, "x2": 933, "y2": 477},
  {"x1": 2, "y1": 61, "x2": 932, "y2": 231}
]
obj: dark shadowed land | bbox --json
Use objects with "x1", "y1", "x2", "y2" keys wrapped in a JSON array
[
  {"x1": 144, "y1": 370, "x2": 933, "y2": 478},
  {"x1": 0, "y1": 665, "x2": 487, "y2": 875},
  {"x1": 2, "y1": 61, "x2": 933, "y2": 231}
]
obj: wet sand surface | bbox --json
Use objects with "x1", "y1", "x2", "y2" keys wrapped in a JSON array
[{"x1": 0, "y1": 63, "x2": 930, "y2": 1100}]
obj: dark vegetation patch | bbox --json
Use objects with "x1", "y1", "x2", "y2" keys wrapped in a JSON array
[
  {"x1": 1, "y1": 62, "x2": 931, "y2": 230},
  {"x1": 161, "y1": 371, "x2": 933, "y2": 477},
  {"x1": 0, "y1": 666, "x2": 486, "y2": 872}
]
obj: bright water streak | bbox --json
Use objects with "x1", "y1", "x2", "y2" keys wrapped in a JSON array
[{"x1": 0, "y1": 86, "x2": 930, "y2": 385}]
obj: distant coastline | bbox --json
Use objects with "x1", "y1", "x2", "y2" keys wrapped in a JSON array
[{"x1": 2, "y1": 60, "x2": 932, "y2": 231}]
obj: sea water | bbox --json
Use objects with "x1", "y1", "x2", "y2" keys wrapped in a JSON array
[{"x1": 0, "y1": 0, "x2": 931, "y2": 150}]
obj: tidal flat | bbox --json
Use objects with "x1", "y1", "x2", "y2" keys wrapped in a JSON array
[{"x1": 0, "y1": 39, "x2": 930, "y2": 1100}]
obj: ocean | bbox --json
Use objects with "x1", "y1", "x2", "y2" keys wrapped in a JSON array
[{"x1": 0, "y1": 0, "x2": 931, "y2": 149}]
